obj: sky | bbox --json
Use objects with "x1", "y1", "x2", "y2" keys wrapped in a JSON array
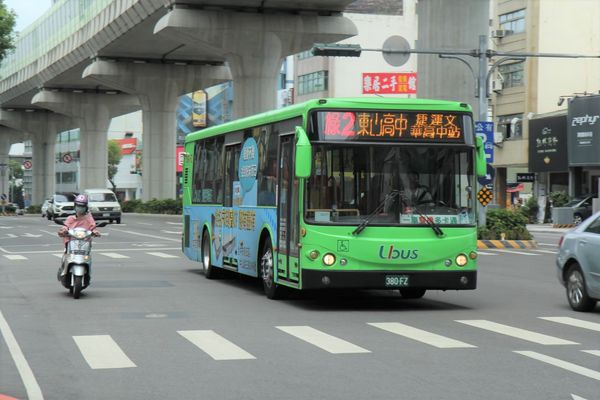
[{"x1": 5, "y1": 0, "x2": 53, "y2": 33}]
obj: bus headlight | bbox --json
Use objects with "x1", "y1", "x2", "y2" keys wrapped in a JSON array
[
  {"x1": 455, "y1": 254, "x2": 468, "y2": 267},
  {"x1": 322, "y1": 253, "x2": 336, "y2": 266}
]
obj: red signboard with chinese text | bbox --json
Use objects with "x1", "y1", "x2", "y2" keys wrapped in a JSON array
[
  {"x1": 176, "y1": 146, "x2": 185, "y2": 173},
  {"x1": 314, "y1": 111, "x2": 465, "y2": 143},
  {"x1": 114, "y1": 138, "x2": 137, "y2": 155},
  {"x1": 362, "y1": 73, "x2": 417, "y2": 94}
]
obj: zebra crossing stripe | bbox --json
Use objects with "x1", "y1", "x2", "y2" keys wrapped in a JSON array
[
  {"x1": 540, "y1": 317, "x2": 600, "y2": 332},
  {"x1": 73, "y1": 335, "x2": 136, "y2": 369},
  {"x1": 456, "y1": 320, "x2": 578, "y2": 345},
  {"x1": 146, "y1": 252, "x2": 179, "y2": 258},
  {"x1": 3, "y1": 255, "x2": 27, "y2": 260},
  {"x1": 582, "y1": 350, "x2": 600, "y2": 357},
  {"x1": 178, "y1": 330, "x2": 255, "y2": 360},
  {"x1": 368, "y1": 322, "x2": 476, "y2": 349},
  {"x1": 98, "y1": 252, "x2": 130, "y2": 259},
  {"x1": 277, "y1": 326, "x2": 370, "y2": 354},
  {"x1": 514, "y1": 351, "x2": 600, "y2": 381}
]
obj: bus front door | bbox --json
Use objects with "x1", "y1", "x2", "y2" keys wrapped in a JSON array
[{"x1": 277, "y1": 135, "x2": 300, "y2": 285}]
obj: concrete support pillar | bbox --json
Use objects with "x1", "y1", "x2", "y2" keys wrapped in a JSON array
[
  {"x1": 83, "y1": 60, "x2": 230, "y2": 200},
  {"x1": 496, "y1": 167, "x2": 507, "y2": 208},
  {"x1": 0, "y1": 127, "x2": 23, "y2": 202},
  {"x1": 0, "y1": 111, "x2": 70, "y2": 203},
  {"x1": 31, "y1": 91, "x2": 139, "y2": 193},
  {"x1": 154, "y1": 8, "x2": 357, "y2": 117}
]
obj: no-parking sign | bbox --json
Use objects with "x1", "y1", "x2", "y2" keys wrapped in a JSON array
[
  {"x1": 22, "y1": 160, "x2": 32, "y2": 170},
  {"x1": 62, "y1": 153, "x2": 73, "y2": 163}
]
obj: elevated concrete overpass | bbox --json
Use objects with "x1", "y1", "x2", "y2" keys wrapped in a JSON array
[{"x1": 0, "y1": 0, "x2": 357, "y2": 203}]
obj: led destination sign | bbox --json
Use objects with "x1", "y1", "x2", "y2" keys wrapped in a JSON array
[{"x1": 315, "y1": 111, "x2": 465, "y2": 142}]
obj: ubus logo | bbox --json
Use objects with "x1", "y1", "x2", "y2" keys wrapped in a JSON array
[{"x1": 379, "y1": 245, "x2": 419, "y2": 260}]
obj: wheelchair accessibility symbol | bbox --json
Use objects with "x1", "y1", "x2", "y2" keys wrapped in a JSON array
[{"x1": 337, "y1": 240, "x2": 349, "y2": 252}]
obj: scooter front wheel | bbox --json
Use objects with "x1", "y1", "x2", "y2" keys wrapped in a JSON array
[{"x1": 73, "y1": 276, "x2": 83, "y2": 299}]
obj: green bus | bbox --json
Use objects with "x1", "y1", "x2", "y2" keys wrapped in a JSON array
[{"x1": 182, "y1": 97, "x2": 487, "y2": 299}]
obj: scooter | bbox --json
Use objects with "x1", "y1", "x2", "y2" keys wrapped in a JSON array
[{"x1": 55, "y1": 219, "x2": 108, "y2": 299}]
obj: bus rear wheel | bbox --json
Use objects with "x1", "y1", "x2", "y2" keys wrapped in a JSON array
[
  {"x1": 202, "y1": 230, "x2": 219, "y2": 279},
  {"x1": 260, "y1": 237, "x2": 282, "y2": 299},
  {"x1": 399, "y1": 288, "x2": 426, "y2": 299}
]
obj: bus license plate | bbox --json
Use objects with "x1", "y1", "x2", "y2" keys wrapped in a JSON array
[{"x1": 385, "y1": 275, "x2": 410, "y2": 287}]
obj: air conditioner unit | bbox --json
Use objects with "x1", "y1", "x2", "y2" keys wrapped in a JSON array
[
  {"x1": 494, "y1": 130, "x2": 504, "y2": 144},
  {"x1": 491, "y1": 29, "x2": 510, "y2": 38},
  {"x1": 491, "y1": 79, "x2": 503, "y2": 92}
]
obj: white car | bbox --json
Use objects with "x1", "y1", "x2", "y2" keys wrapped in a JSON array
[
  {"x1": 84, "y1": 188, "x2": 122, "y2": 224},
  {"x1": 48, "y1": 193, "x2": 76, "y2": 220}
]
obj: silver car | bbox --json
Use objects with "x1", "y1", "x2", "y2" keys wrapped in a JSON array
[{"x1": 556, "y1": 210, "x2": 600, "y2": 311}]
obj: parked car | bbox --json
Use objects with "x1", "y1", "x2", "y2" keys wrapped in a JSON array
[
  {"x1": 564, "y1": 193, "x2": 598, "y2": 224},
  {"x1": 47, "y1": 193, "x2": 77, "y2": 220},
  {"x1": 41, "y1": 199, "x2": 51, "y2": 217},
  {"x1": 84, "y1": 188, "x2": 122, "y2": 224},
  {"x1": 556, "y1": 210, "x2": 600, "y2": 312}
]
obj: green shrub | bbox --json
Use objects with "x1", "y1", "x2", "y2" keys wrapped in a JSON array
[
  {"x1": 479, "y1": 208, "x2": 532, "y2": 240},
  {"x1": 519, "y1": 196, "x2": 539, "y2": 223},
  {"x1": 549, "y1": 191, "x2": 569, "y2": 207},
  {"x1": 27, "y1": 204, "x2": 42, "y2": 214},
  {"x1": 122, "y1": 198, "x2": 181, "y2": 215}
]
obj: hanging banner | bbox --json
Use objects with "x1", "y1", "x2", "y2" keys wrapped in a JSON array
[{"x1": 362, "y1": 72, "x2": 417, "y2": 94}]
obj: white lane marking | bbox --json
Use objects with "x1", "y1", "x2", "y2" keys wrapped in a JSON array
[
  {"x1": 3, "y1": 255, "x2": 28, "y2": 260},
  {"x1": 476, "y1": 251, "x2": 497, "y2": 255},
  {"x1": 3, "y1": 233, "x2": 18, "y2": 238},
  {"x1": 147, "y1": 252, "x2": 179, "y2": 258},
  {"x1": 0, "y1": 246, "x2": 179, "y2": 255},
  {"x1": 22, "y1": 233, "x2": 43, "y2": 238},
  {"x1": 108, "y1": 229, "x2": 180, "y2": 242},
  {"x1": 40, "y1": 230, "x2": 59, "y2": 237},
  {"x1": 489, "y1": 249, "x2": 538, "y2": 256},
  {"x1": 538, "y1": 242, "x2": 559, "y2": 247},
  {"x1": 161, "y1": 230, "x2": 181, "y2": 234},
  {"x1": 572, "y1": 395, "x2": 588, "y2": 400},
  {"x1": 0, "y1": 310, "x2": 44, "y2": 400},
  {"x1": 456, "y1": 320, "x2": 578, "y2": 345},
  {"x1": 52, "y1": 254, "x2": 64, "y2": 258},
  {"x1": 178, "y1": 330, "x2": 255, "y2": 360},
  {"x1": 166, "y1": 222, "x2": 183, "y2": 225},
  {"x1": 540, "y1": 317, "x2": 600, "y2": 332},
  {"x1": 277, "y1": 326, "x2": 370, "y2": 354},
  {"x1": 531, "y1": 249, "x2": 557, "y2": 254},
  {"x1": 368, "y1": 322, "x2": 476, "y2": 349},
  {"x1": 73, "y1": 335, "x2": 136, "y2": 369},
  {"x1": 98, "y1": 252, "x2": 130, "y2": 259},
  {"x1": 137, "y1": 222, "x2": 153, "y2": 226},
  {"x1": 582, "y1": 350, "x2": 600, "y2": 357},
  {"x1": 514, "y1": 351, "x2": 600, "y2": 381}
]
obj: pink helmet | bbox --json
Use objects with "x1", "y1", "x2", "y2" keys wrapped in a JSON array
[{"x1": 74, "y1": 194, "x2": 88, "y2": 207}]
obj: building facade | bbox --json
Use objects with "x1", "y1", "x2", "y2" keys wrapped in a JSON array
[
  {"x1": 294, "y1": 0, "x2": 417, "y2": 102},
  {"x1": 490, "y1": 0, "x2": 600, "y2": 206}
]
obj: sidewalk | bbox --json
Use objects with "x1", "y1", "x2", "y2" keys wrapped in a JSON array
[{"x1": 526, "y1": 224, "x2": 573, "y2": 234}]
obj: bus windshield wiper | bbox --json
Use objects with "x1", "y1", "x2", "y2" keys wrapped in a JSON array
[
  {"x1": 352, "y1": 190, "x2": 400, "y2": 236},
  {"x1": 398, "y1": 193, "x2": 445, "y2": 238}
]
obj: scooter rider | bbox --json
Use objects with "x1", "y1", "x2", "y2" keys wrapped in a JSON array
[{"x1": 57, "y1": 194, "x2": 100, "y2": 276}]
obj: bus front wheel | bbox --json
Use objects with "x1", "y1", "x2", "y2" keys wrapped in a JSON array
[
  {"x1": 260, "y1": 237, "x2": 281, "y2": 299},
  {"x1": 202, "y1": 230, "x2": 219, "y2": 279}
]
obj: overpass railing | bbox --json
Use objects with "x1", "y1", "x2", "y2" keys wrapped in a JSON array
[{"x1": 0, "y1": 0, "x2": 114, "y2": 78}]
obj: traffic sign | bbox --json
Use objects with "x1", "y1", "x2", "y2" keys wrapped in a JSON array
[
  {"x1": 22, "y1": 160, "x2": 32, "y2": 170},
  {"x1": 62, "y1": 153, "x2": 72, "y2": 163},
  {"x1": 478, "y1": 164, "x2": 495, "y2": 186},
  {"x1": 477, "y1": 186, "x2": 493, "y2": 207},
  {"x1": 475, "y1": 121, "x2": 494, "y2": 163}
]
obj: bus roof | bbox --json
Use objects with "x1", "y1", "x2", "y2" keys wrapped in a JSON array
[{"x1": 185, "y1": 97, "x2": 473, "y2": 144}]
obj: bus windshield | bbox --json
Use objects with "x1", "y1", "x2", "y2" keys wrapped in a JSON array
[{"x1": 305, "y1": 144, "x2": 476, "y2": 226}]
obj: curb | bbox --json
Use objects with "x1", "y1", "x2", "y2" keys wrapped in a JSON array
[
  {"x1": 477, "y1": 240, "x2": 537, "y2": 249},
  {"x1": 552, "y1": 224, "x2": 575, "y2": 228}
]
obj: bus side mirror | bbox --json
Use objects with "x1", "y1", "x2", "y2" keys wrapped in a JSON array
[
  {"x1": 295, "y1": 126, "x2": 312, "y2": 178},
  {"x1": 475, "y1": 136, "x2": 487, "y2": 178}
]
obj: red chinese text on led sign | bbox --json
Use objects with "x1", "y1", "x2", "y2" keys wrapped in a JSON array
[
  {"x1": 319, "y1": 111, "x2": 463, "y2": 142},
  {"x1": 362, "y1": 73, "x2": 417, "y2": 94}
]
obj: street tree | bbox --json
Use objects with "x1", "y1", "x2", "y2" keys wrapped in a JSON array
[
  {"x1": 108, "y1": 140, "x2": 123, "y2": 192},
  {"x1": 0, "y1": 1, "x2": 16, "y2": 62}
]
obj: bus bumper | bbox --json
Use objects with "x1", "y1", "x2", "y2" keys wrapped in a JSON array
[{"x1": 301, "y1": 270, "x2": 477, "y2": 290}]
